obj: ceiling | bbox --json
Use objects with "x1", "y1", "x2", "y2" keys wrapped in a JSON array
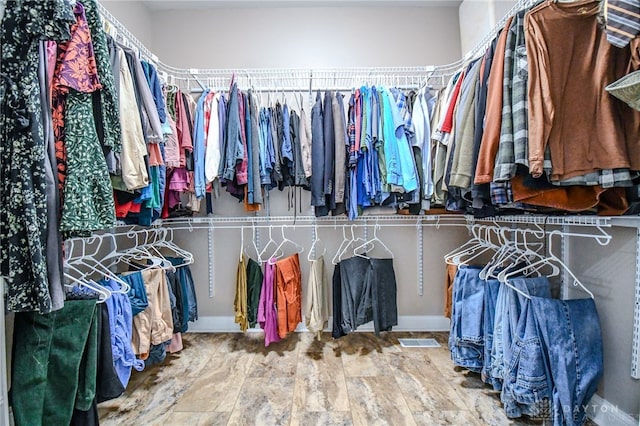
[{"x1": 140, "y1": 0, "x2": 463, "y2": 10}]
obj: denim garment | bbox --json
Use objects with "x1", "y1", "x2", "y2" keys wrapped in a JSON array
[
  {"x1": 532, "y1": 297, "x2": 604, "y2": 426},
  {"x1": 501, "y1": 276, "x2": 551, "y2": 419},
  {"x1": 222, "y1": 83, "x2": 243, "y2": 182},
  {"x1": 104, "y1": 279, "x2": 144, "y2": 388},
  {"x1": 449, "y1": 266, "x2": 484, "y2": 372},
  {"x1": 168, "y1": 257, "x2": 198, "y2": 330},
  {"x1": 123, "y1": 271, "x2": 148, "y2": 316},
  {"x1": 282, "y1": 103, "x2": 293, "y2": 163},
  {"x1": 490, "y1": 282, "x2": 508, "y2": 389},
  {"x1": 259, "y1": 108, "x2": 271, "y2": 185},
  {"x1": 482, "y1": 277, "x2": 501, "y2": 389},
  {"x1": 140, "y1": 61, "x2": 166, "y2": 123}
]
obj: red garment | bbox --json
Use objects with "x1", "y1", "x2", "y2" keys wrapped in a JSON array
[
  {"x1": 236, "y1": 91, "x2": 248, "y2": 185},
  {"x1": 174, "y1": 89, "x2": 193, "y2": 168},
  {"x1": 148, "y1": 143, "x2": 164, "y2": 167},
  {"x1": 51, "y1": 3, "x2": 102, "y2": 192},
  {"x1": 439, "y1": 70, "x2": 466, "y2": 134}
]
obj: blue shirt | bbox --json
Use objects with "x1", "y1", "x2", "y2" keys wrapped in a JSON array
[
  {"x1": 380, "y1": 88, "x2": 418, "y2": 192},
  {"x1": 104, "y1": 278, "x2": 145, "y2": 388},
  {"x1": 193, "y1": 89, "x2": 211, "y2": 198}
]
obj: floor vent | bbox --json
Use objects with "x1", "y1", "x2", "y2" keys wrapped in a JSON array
[{"x1": 398, "y1": 338, "x2": 441, "y2": 348}]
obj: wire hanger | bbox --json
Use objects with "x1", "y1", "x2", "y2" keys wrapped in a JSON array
[
  {"x1": 353, "y1": 222, "x2": 394, "y2": 259},
  {"x1": 307, "y1": 224, "x2": 326, "y2": 262},
  {"x1": 268, "y1": 226, "x2": 304, "y2": 265},
  {"x1": 258, "y1": 225, "x2": 279, "y2": 263},
  {"x1": 498, "y1": 230, "x2": 595, "y2": 299},
  {"x1": 332, "y1": 225, "x2": 351, "y2": 265}
]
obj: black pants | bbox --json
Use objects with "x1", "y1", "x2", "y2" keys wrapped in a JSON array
[{"x1": 333, "y1": 256, "x2": 398, "y2": 337}]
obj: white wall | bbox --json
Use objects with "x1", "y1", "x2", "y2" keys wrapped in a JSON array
[
  {"x1": 100, "y1": 0, "x2": 155, "y2": 49},
  {"x1": 458, "y1": 0, "x2": 516, "y2": 55},
  {"x1": 567, "y1": 226, "x2": 640, "y2": 422},
  {"x1": 150, "y1": 6, "x2": 461, "y2": 68}
]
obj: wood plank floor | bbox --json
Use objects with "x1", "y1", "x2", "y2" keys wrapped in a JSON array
[{"x1": 98, "y1": 331, "x2": 593, "y2": 426}]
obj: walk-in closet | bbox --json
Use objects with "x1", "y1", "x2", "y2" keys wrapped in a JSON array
[{"x1": 2, "y1": 0, "x2": 640, "y2": 424}]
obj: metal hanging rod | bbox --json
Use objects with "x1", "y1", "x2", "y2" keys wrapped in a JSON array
[
  {"x1": 471, "y1": 215, "x2": 612, "y2": 228},
  {"x1": 111, "y1": 214, "x2": 614, "y2": 230}
]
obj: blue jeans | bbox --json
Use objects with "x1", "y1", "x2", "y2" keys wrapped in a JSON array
[
  {"x1": 449, "y1": 266, "x2": 484, "y2": 373},
  {"x1": 482, "y1": 277, "x2": 501, "y2": 389},
  {"x1": 490, "y1": 283, "x2": 508, "y2": 390},
  {"x1": 532, "y1": 297, "x2": 604, "y2": 426},
  {"x1": 501, "y1": 276, "x2": 552, "y2": 419}
]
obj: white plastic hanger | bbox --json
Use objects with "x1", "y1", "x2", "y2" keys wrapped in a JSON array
[
  {"x1": 268, "y1": 226, "x2": 304, "y2": 265},
  {"x1": 307, "y1": 224, "x2": 326, "y2": 262},
  {"x1": 451, "y1": 226, "x2": 499, "y2": 266},
  {"x1": 63, "y1": 264, "x2": 111, "y2": 303},
  {"x1": 444, "y1": 224, "x2": 484, "y2": 264},
  {"x1": 332, "y1": 226, "x2": 351, "y2": 265},
  {"x1": 243, "y1": 222, "x2": 261, "y2": 261},
  {"x1": 258, "y1": 225, "x2": 280, "y2": 263},
  {"x1": 353, "y1": 223, "x2": 394, "y2": 259},
  {"x1": 498, "y1": 230, "x2": 594, "y2": 299},
  {"x1": 66, "y1": 235, "x2": 131, "y2": 294},
  {"x1": 333, "y1": 225, "x2": 372, "y2": 265}
]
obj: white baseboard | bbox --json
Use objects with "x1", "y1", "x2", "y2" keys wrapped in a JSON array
[
  {"x1": 187, "y1": 315, "x2": 451, "y2": 333},
  {"x1": 587, "y1": 394, "x2": 638, "y2": 426}
]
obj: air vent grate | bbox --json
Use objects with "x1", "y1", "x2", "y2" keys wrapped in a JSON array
[{"x1": 398, "y1": 338, "x2": 441, "y2": 348}]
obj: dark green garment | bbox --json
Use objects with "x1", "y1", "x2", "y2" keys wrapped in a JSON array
[
  {"x1": 82, "y1": 0, "x2": 122, "y2": 153},
  {"x1": 246, "y1": 257, "x2": 263, "y2": 328},
  {"x1": 0, "y1": 0, "x2": 74, "y2": 313},
  {"x1": 60, "y1": 90, "x2": 116, "y2": 236},
  {"x1": 11, "y1": 299, "x2": 99, "y2": 426}
]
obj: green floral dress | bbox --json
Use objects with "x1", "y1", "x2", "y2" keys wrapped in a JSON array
[
  {"x1": 56, "y1": 1, "x2": 115, "y2": 236},
  {"x1": 0, "y1": 0, "x2": 74, "y2": 312}
]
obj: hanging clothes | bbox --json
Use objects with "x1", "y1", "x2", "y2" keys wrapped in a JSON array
[
  {"x1": 0, "y1": 0, "x2": 73, "y2": 313},
  {"x1": 104, "y1": 279, "x2": 145, "y2": 388},
  {"x1": 11, "y1": 299, "x2": 99, "y2": 426},
  {"x1": 526, "y1": 0, "x2": 640, "y2": 181},
  {"x1": 531, "y1": 296, "x2": 604, "y2": 426},
  {"x1": 305, "y1": 256, "x2": 329, "y2": 340},
  {"x1": 258, "y1": 261, "x2": 280, "y2": 346},
  {"x1": 131, "y1": 268, "x2": 174, "y2": 359},
  {"x1": 275, "y1": 253, "x2": 302, "y2": 339},
  {"x1": 39, "y1": 40, "x2": 66, "y2": 313},
  {"x1": 333, "y1": 256, "x2": 398, "y2": 337},
  {"x1": 235, "y1": 255, "x2": 249, "y2": 332},
  {"x1": 246, "y1": 256, "x2": 263, "y2": 329}
]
